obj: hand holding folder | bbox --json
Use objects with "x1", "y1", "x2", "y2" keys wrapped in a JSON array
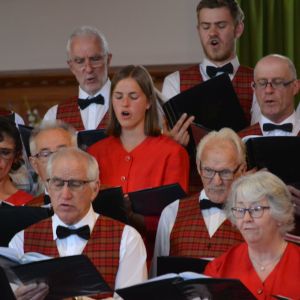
[
  {"x1": 1, "y1": 253, "x2": 111, "y2": 300},
  {"x1": 116, "y1": 272, "x2": 256, "y2": 300}
]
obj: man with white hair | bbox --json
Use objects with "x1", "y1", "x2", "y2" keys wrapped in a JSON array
[{"x1": 44, "y1": 26, "x2": 112, "y2": 131}]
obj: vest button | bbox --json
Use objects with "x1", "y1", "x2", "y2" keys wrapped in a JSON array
[
  {"x1": 121, "y1": 176, "x2": 126, "y2": 182},
  {"x1": 125, "y1": 155, "x2": 131, "y2": 162},
  {"x1": 257, "y1": 288, "x2": 263, "y2": 295}
]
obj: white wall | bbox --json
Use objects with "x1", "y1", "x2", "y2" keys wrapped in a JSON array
[{"x1": 0, "y1": 0, "x2": 203, "y2": 71}]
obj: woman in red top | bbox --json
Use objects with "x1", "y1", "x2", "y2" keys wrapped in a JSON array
[
  {"x1": 0, "y1": 118, "x2": 32, "y2": 205},
  {"x1": 88, "y1": 65, "x2": 189, "y2": 260},
  {"x1": 204, "y1": 171, "x2": 300, "y2": 299}
]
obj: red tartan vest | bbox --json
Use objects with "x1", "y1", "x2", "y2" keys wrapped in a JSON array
[
  {"x1": 25, "y1": 193, "x2": 46, "y2": 207},
  {"x1": 238, "y1": 123, "x2": 262, "y2": 138},
  {"x1": 179, "y1": 64, "x2": 253, "y2": 125},
  {"x1": 24, "y1": 215, "x2": 124, "y2": 299},
  {"x1": 170, "y1": 194, "x2": 243, "y2": 258},
  {"x1": 239, "y1": 122, "x2": 300, "y2": 138},
  {"x1": 56, "y1": 97, "x2": 109, "y2": 131}
]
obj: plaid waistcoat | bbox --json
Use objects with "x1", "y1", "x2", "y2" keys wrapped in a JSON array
[
  {"x1": 56, "y1": 97, "x2": 109, "y2": 131},
  {"x1": 179, "y1": 65, "x2": 253, "y2": 125},
  {"x1": 239, "y1": 122, "x2": 300, "y2": 138},
  {"x1": 238, "y1": 123, "x2": 262, "y2": 138},
  {"x1": 25, "y1": 193, "x2": 46, "y2": 207},
  {"x1": 170, "y1": 193, "x2": 243, "y2": 258},
  {"x1": 24, "y1": 215, "x2": 124, "y2": 299}
]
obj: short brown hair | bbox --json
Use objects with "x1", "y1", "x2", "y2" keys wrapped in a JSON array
[
  {"x1": 197, "y1": 0, "x2": 244, "y2": 25},
  {"x1": 107, "y1": 65, "x2": 161, "y2": 137}
]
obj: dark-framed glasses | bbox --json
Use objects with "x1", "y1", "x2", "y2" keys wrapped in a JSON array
[
  {"x1": 252, "y1": 78, "x2": 295, "y2": 90},
  {"x1": 0, "y1": 148, "x2": 15, "y2": 160},
  {"x1": 47, "y1": 177, "x2": 95, "y2": 192},
  {"x1": 200, "y1": 164, "x2": 241, "y2": 180},
  {"x1": 69, "y1": 54, "x2": 107, "y2": 70},
  {"x1": 231, "y1": 206, "x2": 270, "y2": 219}
]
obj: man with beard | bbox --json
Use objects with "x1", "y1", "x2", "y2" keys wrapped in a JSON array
[
  {"x1": 151, "y1": 128, "x2": 245, "y2": 276},
  {"x1": 162, "y1": 0, "x2": 259, "y2": 146},
  {"x1": 44, "y1": 26, "x2": 112, "y2": 131}
]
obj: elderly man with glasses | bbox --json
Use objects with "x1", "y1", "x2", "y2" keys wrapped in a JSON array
[
  {"x1": 43, "y1": 26, "x2": 112, "y2": 131},
  {"x1": 238, "y1": 54, "x2": 300, "y2": 223},
  {"x1": 26, "y1": 120, "x2": 77, "y2": 206},
  {"x1": 151, "y1": 128, "x2": 246, "y2": 276},
  {"x1": 9, "y1": 147, "x2": 147, "y2": 299}
]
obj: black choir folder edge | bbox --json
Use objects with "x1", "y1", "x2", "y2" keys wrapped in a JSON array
[
  {"x1": 245, "y1": 136, "x2": 300, "y2": 187},
  {"x1": 163, "y1": 73, "x2": 247, "y2": 132},
  {"x1": 0, "y1": 251, "x2": 111, "y2": 300},
  {"x1": 128, "y1": 183, "x2": 187, "y2": 216},
  {"x1": 116, "y1": 272, "x2": 256, "y2": 300}
]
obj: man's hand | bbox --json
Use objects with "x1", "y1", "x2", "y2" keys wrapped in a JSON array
[
  {"x1": 287, "y1": 185, "x2": 300, "y2": 216},
  {"x1": 15, "y1": 282, "x2": 49, "y2": 300},
  {"x1": 163, "y1": 113, "x2": 195, "y2": 146}
]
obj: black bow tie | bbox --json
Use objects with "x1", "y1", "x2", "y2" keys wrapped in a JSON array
[
  {"x1": 200, "y1": 199, "x2": 223, "y2": 210},
  {"x1": 263, "y1": 123, "x2": 293, "y2": 132},
  {"x1": 78, "y1": 94, "x2": 104, "y2": 110},
  {"x1": 206, "y1": 63, "x2": 234, "y2": 78},
  {"x1": 56, "y1": 225, "x2": 90, "y2": 240}
]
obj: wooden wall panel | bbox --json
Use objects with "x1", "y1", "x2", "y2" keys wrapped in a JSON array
[{"x1": 0, "y1": 64, "x2": 192, "y2": 124}]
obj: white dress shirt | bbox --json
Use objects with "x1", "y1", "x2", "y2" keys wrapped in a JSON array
[
  {"x1": 151, "y1": 190, "x2": 226, "y2": 277},
  {"x1": 43, "y1": 80, "x2": 111, "y2": 130},
  {"x1": 161, "y1": 56, "x2": 260, "y2": 125},
  {"x1": 259, "y1": 112, "x2": 300, "y2": 136},
  {"x1": 9, "y1": 205, "x2": 147, "y2": 298}
]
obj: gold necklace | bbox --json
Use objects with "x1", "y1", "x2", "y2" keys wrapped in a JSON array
[{"x1": 250, "y1": 242, "x2": 287, "y2": 272}]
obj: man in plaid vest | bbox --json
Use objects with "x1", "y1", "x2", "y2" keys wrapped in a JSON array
[
  {"x1": 162, "y1": 0, "x2": 259, "y2": 146},
  {"x1": 238, "y1": 54, "x2": 300, "y2": 240},
  {"x1": 10, "y1": 148, "x2": 147, "y2": 299},
  {"x1": 151, "y1": 128, "x2": 246, "y2": 276},
  {"x1": 43, "y1": 26, "x2": 111, "y2": 131}
]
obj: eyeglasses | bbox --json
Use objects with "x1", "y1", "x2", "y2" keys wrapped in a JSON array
[
  {"x1": 0, "y1": 148, "x2": 15, "y2": 160},
  {"x1": 69, "y1": 55, "x2": 107, "y2": 70},
  {"x1": 231, "y1": 206, "x2": 270, "y2": 219},
  {"x1": 252, "y1": 79, "x2": 295, "y2": 90},
  {"x1": 200, "y1": 164, "x2": 241, "y2": 181},
  {"x1": 33, "y1": 150, "x2": 55, "y2": 163},
  {"x1": 47, "y1": 177, "x2": 95, "y2": 192}
]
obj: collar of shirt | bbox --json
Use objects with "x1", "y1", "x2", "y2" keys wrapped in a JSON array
[
  {"x1": 260, "y1": 112, "x2": 298, "y2": 136},
  {"x1": 200, "y1": 56, "x2": 240, "y2": 81},
  {"x1": 78, "y1": 79, "x2": 111, "y2": 130},
  {"x1": 78, "y1": 79, "x2": 111, "y2": 110},
  {"x1": 199, "y1": 190, "x2": 227, "y2": 237},
  {"x1": 52, "y1": 205, "x2": 98, "y2": 240}
]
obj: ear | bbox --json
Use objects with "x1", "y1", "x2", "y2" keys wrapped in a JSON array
[
  {"x1": 91, "y1": 180, "x2": 100, "y2": 202},
  {"x1": 67, "y1": 60, "x2": 76, "y2": 76},
  {"x1": 29, "y1": 156, "x2": 39, "y2": 174},
  {"x1": 234, "y1": 21, "x2": 244, "y2": 39},
  {"x1": 292, "y1": 79, "x2": 300, "y2": 96},
  {"x1": 239, "y1": 163, "x2": 247, "y2": 175},
  {"x1": 107, "y1": 53, "x2": 112, "y2": 67}
]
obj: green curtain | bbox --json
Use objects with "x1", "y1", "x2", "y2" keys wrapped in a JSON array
[
  {"x1": 236, "y1": 0, "x2": 300, "y2": 103},
  {"x1": 237, "y1": 0, "x2": 300, "y2": 70}
]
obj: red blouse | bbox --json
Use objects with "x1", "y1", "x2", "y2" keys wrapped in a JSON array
[
  {"x1": 5, "y1": 190, "x2": 33, "y2": 206},
  {"x1": 204, "y1": 242, "x2": 300, "y2": 300}
]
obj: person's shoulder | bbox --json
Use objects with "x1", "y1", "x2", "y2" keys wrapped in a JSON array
[
  {"x1": 237, "y1": 65, "x2": 254, "y2": 74},
  {"x1": 149, "y1": 135, "x2": 188, "y2": 153},
  {"x1": 87, "y1": 136, "x2": 116, "y2": 153}
]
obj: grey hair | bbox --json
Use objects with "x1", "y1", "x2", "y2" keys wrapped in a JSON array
[
  {"x1": 196, "y1": 127, "x2": 246, "y2": 171},
  {"x1": 29, "y1": 120, "x2": 77, "y2": 156},
  {"x1": 66, "y1": 25, "x2": 110, "y2": 57},
  {"x1": 226, "y1": 171, "x2": 295, "y2": 235},
  {"x1": 46, "y1": 147, "x2": 99, "y2": 181},
  {"x1": 255, "y1": 54, "x2": 297, "y2": 79}
]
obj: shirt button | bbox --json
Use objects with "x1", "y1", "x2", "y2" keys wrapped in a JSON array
[
  {"x1": 121, "y1": 176, "x2": 126, "y2": 182},
  {"x1": 257, "y1": 288, "x2": 263, "y2": 295},
  {"x1": 125, "y1": 155, "x2": 131, "y2": 162}
]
